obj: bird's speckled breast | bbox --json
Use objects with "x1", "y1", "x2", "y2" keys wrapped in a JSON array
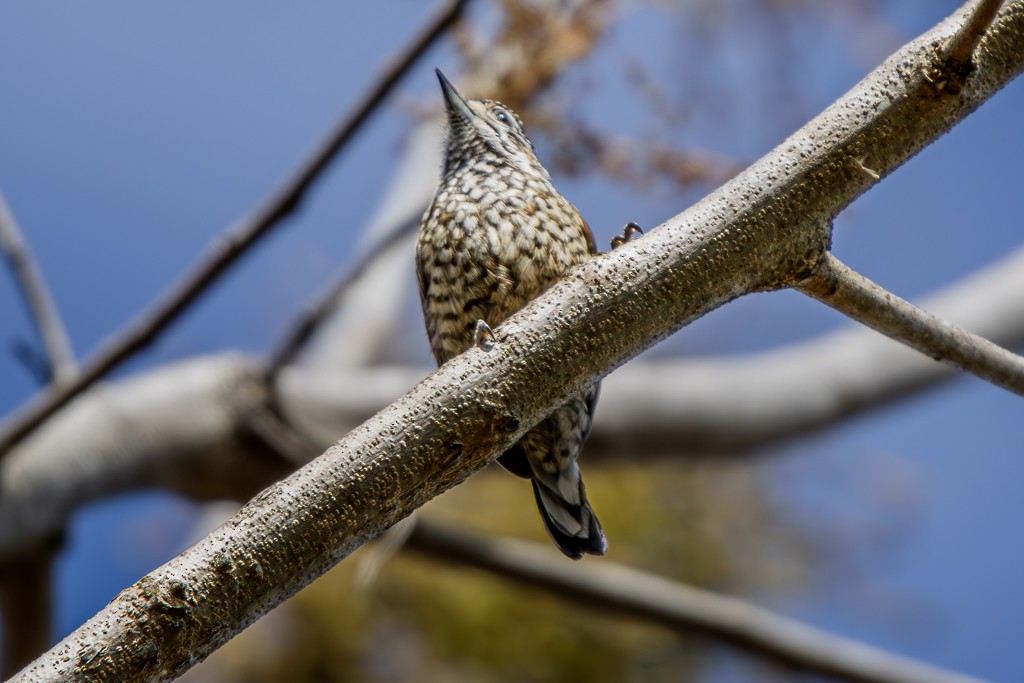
[{"x1": 417, "y1": 163, "x2": 592, "y2": 365}]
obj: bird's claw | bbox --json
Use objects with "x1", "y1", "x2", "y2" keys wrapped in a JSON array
[
  {"x1": 473, "y1": 319, "x2": 497, "y2": 351},
  {"x1": 610, "y1": 222, "x2": 644, "y2": 249}
]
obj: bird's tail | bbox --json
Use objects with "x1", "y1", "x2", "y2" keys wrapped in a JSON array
[{"x1": 530, "y1": 463, "x2": 607, "y2": 560}]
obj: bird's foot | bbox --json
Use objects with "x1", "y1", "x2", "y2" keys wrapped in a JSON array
[
  {"x1": 473, "y1": 319, "x2": 497, "y2": 351},
  {"x1": 610, "y1": 221, "x2": 644, "y2": 249}
]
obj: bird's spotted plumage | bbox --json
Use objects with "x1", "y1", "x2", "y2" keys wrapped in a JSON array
[{"x1": 416, "y1": 69, "x2": 606, "y2": 559}]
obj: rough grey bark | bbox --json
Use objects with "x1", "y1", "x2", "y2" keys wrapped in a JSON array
[{"x1": 11, "y1": 1, "x2": 1024, "y2": 681}]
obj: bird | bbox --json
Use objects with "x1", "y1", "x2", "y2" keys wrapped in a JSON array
[{"x1": 416, "y1": 69, "x2": 607, "y2": 560}]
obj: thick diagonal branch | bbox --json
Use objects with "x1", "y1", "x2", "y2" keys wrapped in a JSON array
[
  {"x1": 252, "y1": 406, "x2": 981, "y2": 683},
  {"x1": 6, "y1": 231, "x2": 1023, "y2": 561},
  {"x1": 11, "y1": 2, "x2": 1024, "y2": 681}
]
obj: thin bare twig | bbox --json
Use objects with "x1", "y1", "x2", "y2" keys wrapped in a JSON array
[
  {"x1": 0, "y1": 194, "x2": 76, "y2": 386},
  {"x1": 0, "y1": 0, "x2": 469, "y2": 457},
  {"x1": 796, "y1": 252, "x2": 1024, "y2": 397},
  {"x1": 407, "y1": 521, "x2": 986, "y2": 683},
  {"x1": 947, "y1": 0, "x2": 1004, "y2": 66},
  {"x1": 267, "y1": 217, "x2": 419, "y2": 375}
]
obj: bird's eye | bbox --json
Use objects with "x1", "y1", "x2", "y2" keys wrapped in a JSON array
[{"x1": 495, "y1": 110, "x2": 510, "y2": 124}]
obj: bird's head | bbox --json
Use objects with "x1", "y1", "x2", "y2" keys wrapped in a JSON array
[{"x1": 435, "y1": 69, "x2": 547, "y2": 181}]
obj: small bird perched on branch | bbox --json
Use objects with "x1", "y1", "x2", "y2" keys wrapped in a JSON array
[{"x1": 416, "y1": 69, "x2": 607, "y2": 559}]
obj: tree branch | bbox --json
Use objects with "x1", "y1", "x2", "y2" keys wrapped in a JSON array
[
  {"x1": 267, "y1": 216, "x2": 419, "y2": 376},
  {"x1": 0, "y1": 544, "x2": 58, "y2": 679},
  {"x1": 406, "y1": 520, "x2": 986, "y2": 683},
  {"x1": 215, "y1": 406, "x2": 996, "y2": 683},
  {"x1": 2, "y1": 234, "x2": 1022, "y2": 564},
  {"x1": 796, "y1": 252, "x2": 1024, "y2": 397},
  {"x1": 209, "y1": 389, "x2": 988, "y2": 683},
  {"x1": 0, "y1": 193, "x2": 76, "y2": 386},
  {"x1": 275, "y1": 241, "x2": 1024, "y2": 455},
  {"x1": 0, "y1": 195, "x2": 72, "y2": 676},
  {"x1": 0, "y1": 354, "x2": 293, "y2": 562},
  {"x1": 0, "y1": 0, "x2": 469, "y2": 457},
  {"x1": 947, "y1": 0, "x2": 1005, "y2": 66},
  {"x1": 10, "y1": 3, "x2": 1023, "y2": 680},
  {"x1": 6, "y1": 229, "x2": 1022, "y2": 558}
]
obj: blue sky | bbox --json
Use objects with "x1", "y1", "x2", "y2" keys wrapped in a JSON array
[{"x1": 1, "y1": 1, "x2": 1021, "y2": 681}]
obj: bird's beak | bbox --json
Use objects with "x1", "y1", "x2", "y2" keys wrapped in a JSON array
[{"x1": 436, "y1": 68, "x2": 475, "y2": 122}]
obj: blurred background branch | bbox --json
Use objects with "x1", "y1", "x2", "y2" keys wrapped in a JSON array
[
  {"x1": 0, "y1": 0, "x2": 469, "y2": 457},
  {"x1": 0, "y1": 193, "x2": 76, "y2": 676},
  {"x1": 0, "y1": 194, "x2": 75, "y2": 387},
  {"x1": 406, "y1": 520, "x2": 985, "y2": 683}
]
